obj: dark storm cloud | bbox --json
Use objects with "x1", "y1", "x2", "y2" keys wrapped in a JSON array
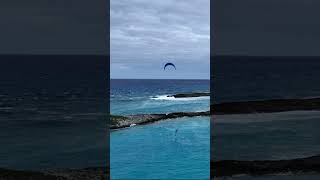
[
  {"x1": 111, "y1": 0, "x2": 210, "y2": 79},
  {"x1": 214, "y1": 0, "x2": 320, "y2": 56},
  {"x1": 0, "y1": 0, "x2": 108, "y2": 54}
]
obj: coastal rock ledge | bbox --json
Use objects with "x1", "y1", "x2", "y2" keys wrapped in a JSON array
[
  {"x1": 0, "y1": 167, "x2": 108, "y2": 180},
  {"x1": 213, "y1": 97, "x2": 320, "y2": 114},
  {"x1": 213, "y1": 155, "x2": 320, "y2": 177},
  {"x1": 110, "y1": 111, "x2": 210, "y2": 129}
]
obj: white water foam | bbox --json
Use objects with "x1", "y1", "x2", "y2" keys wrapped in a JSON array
[{"x1": 151, "y1": 95, "x2": 210, "y2": 101}]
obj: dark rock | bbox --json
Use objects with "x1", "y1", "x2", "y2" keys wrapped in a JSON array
[
  {"x1": 169, "y1": 92, "x2": 210, "y2": 98},
  {"x1": 110, "y1": 111, "x2": 210, "y2": 129},
  {"x1": 45, "y1": 167, "x2": 108, "y2": 180},
  {"x1": 212, "y1": 155, "x2": 320, "y2": 177},
  {"x1": 213, "y1": 97, "x2": 320, "y2": 114},
  {"x1": 0, "y1": 168, "x2": 64, "y2": 180},
  {"x1": 0, "y1": 167, "x2": 109, "y2": 180}
]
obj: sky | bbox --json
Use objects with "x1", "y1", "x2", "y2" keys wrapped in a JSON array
[
  {"x1": 214, "y1": 0, "x2": 320, "y2": 56},
  {"x1": 111, "y1": 0, "x2": 210, "y2": 79},
  {"x1": 0, "y1": 0, "x2": 108, "y2": 55}
]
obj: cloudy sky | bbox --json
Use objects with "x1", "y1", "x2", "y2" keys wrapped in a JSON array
[
  {"x1": 214, "y1": 0, "x2": 320, "y2": 56},
  {"x1": 0, "y1": 0, "x2": 108, "y2": 55},
  {"x1": 111, "y1": 0, "x2": 210, "y2": 79}
]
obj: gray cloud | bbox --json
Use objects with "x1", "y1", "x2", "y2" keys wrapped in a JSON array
[
  {"x1": 111, "y1": 0, "x2": 210, "y2": 78},
  {"x1": 214, "y1": 0, "x2": 320, "y2": 56},
  {"x1": 0, "y1": 0, "x2": 108, "y2": 54}
]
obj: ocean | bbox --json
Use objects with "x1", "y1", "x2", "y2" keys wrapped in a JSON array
[
  {"x1": 212, "y1": 56, "x2": 320, "y2": 179},
  {"x1": 0, "y1": 55, "x2": 108, "y2": 170},
  {"x1": 212, "y1": 56, "x2": 320, "y2": 102},
  {"x1": 110, "y1": 79, "x2": 210, "y2": 179},
  {"x1": 2, "y1": 55, "x2": 318, "y2": 179}
]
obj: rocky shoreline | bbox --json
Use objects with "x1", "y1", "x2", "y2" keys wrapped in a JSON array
[
  {"x1": 213, "y1": 97, "x2": 320, "y2": 114},
  {"x1": 212, "y1": 155, "x2": 320, "y2": 177},
  {"x1": 0, "y1": 167, "x2": 108, "y2": 180},
  {"x1": 0, "y1": 168, "x2": 61, "y2": 180},
  {"x1": 110, "y1": 111, "x2": 210, "y2": 129},
  {"x1": 0, "y1": 167, "x2": 109, "y2": 180},
  {"x1": 45, "y1": 167, "x2": 108, "y2": 180},
  {"x1": 110, "y1": 97, "x2": 320, "y2": 129},
  {"x1": 4, "y1": 153, "x2": 320, "y2": 179}
]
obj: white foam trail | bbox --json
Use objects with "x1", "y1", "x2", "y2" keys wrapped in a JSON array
[{"x1": 150, "y1": 95, "x2": 209, "y2": 101}]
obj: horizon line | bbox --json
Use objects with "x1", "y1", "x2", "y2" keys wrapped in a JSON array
[
  {"x1": 110, "y1": 78, "x2": 210, "y2": 80},
  {"x1": 0, "y1": 53, "x2": 108, "y2": 56},
  {"x1": 213, "y1": 55, "x2": 320, "y2": 57}
]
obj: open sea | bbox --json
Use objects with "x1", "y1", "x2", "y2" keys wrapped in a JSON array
[
  {"x1": 212, "y1": 56, "x2": 320, "y2": 179},
  {"x1": 0, "y1": 55, "x2": 108, "y2": 170},
  {"x1": 2, "y1": 55, "x2": 319, "y2": 179},
  {"x1": 110, "y1": 79, "x2": 210, "y2": 179}
]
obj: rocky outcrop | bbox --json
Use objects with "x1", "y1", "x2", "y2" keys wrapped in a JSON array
[
  {"x1": 0, "y1": 168, "x2": 64, "y2": 180},
  {"x1": 213, "y1": 97, "x2": 320, "y2": 114},
  {"x1": 45, "y1": 167, "x2": 108, "y2": 180},
  {"x1": 169, "y1": 92, "x2": 210, "y2": 98},
  {"x1": 110, "y1": 111, "x2": 210, "y2": 129},
  {"x1": 0, "y1": 167, "x2": 108, "y2": 180},
  {"x1": 212, "y1": 155, "x2": 320, "y2": 177}
]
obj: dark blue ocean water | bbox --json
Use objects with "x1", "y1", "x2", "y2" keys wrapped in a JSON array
[
  {"x1": 212, "y1": 57, "x2": 320, "y2": 179},
  {"x1": 213, "y1": 56, "x2": 320, "y2": 102},
  {"x1": 110, "y1": 79, "x2": 210, "y2": 179},
  {"x1": 111, "y1": 79, "x2": 210, "y2": 115},
  {"x1": 0, "y1": 55, "x2": 108, "y2": 170}
]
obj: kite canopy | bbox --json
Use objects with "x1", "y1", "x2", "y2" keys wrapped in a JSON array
[{"x1": 164, "y1": 63, "x2": 176, "y2": 70}]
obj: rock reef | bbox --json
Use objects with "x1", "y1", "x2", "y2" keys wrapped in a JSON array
[
  {"x1": 0, "y1": 167, "x2": 108, "y2": 180},
  {"x1": 110, "y1": 111, "x2": 210, "y2": 129},
  {"x1": 45, "y1": 167, "x2": 108, "y2": 180},
  {"x1": 213, "y1": 97, "x2": 320, "y2": 114},
  {"x1": 4, "y1": 154, "x2": 320, "y2": 179},
  {"x1": 0, "y1": 168, "x2": 62, "y2": 180},
  {"x1": 169, "y1": 92, "x2": 210, "y2": 98},
  {"x1": 111, "y1": 97, "x2": 320, "y2": 129},
  {"x1": 212, "y1": 155, "x2": 320, "y2": 177}
]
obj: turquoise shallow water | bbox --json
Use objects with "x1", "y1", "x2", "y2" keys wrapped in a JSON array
[
  {"x1": 110, "y1": 79, "x2": 210, "y2": 179},
  {"x1": 111, "y1": 116, "x2": 210, "y2": 179}
]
